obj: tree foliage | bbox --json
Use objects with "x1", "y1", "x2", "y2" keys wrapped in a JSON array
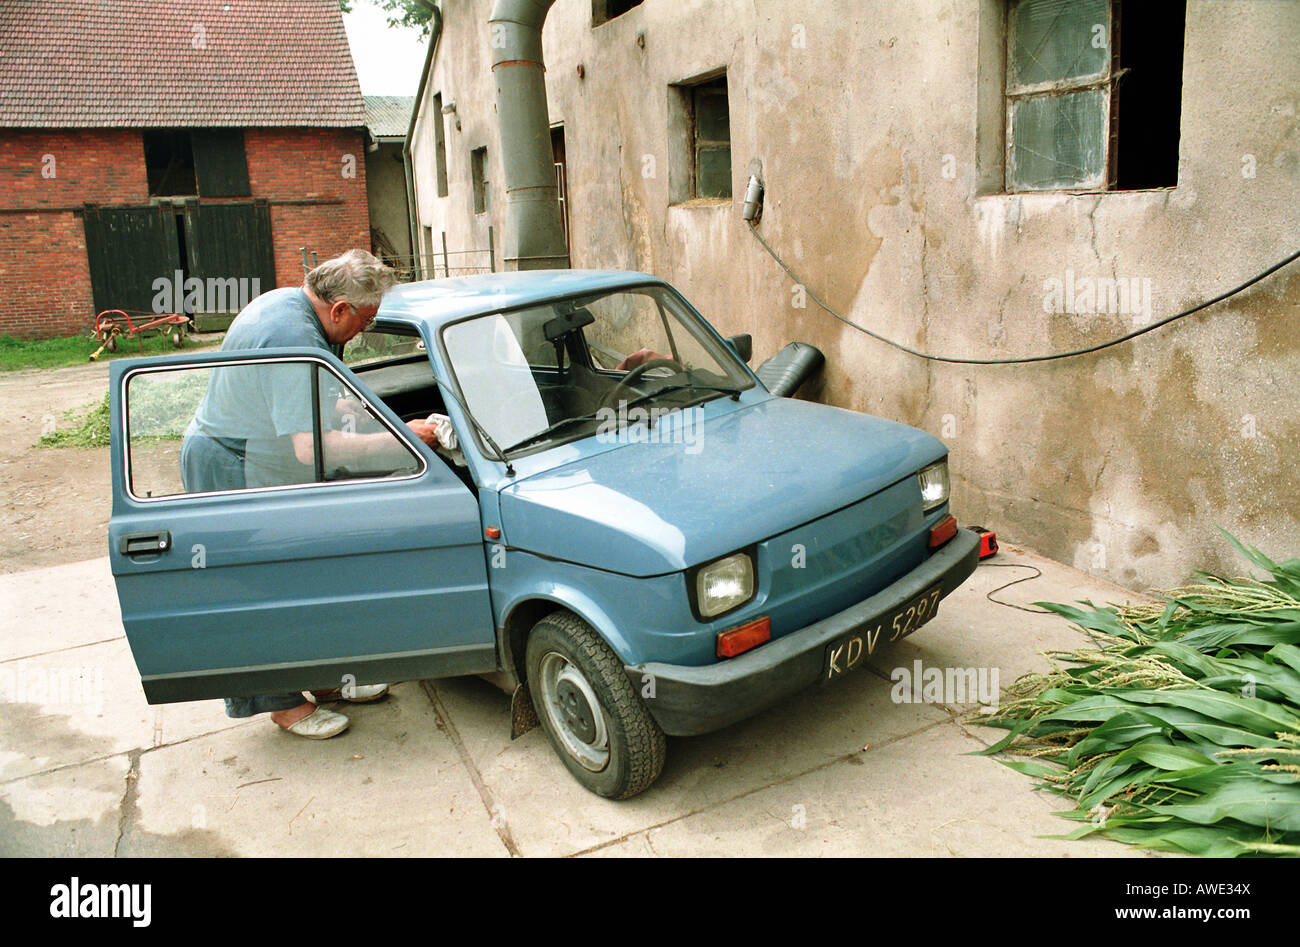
[{"x1": 339, "y1": 0, "x2": 436, "y2": 36}]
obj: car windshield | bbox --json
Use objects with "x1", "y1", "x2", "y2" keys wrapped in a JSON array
[{"x1": 441, "y1": 285, "x2": 753, "y2": 456}]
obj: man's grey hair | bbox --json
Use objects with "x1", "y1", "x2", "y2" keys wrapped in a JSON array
[{"x1": 305, "y1": 249, "x2": 398, "y2": 309}]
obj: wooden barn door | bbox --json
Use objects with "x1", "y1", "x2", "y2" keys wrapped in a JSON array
[
  {"x1": 81, "y1": 204, "x2": 183, "y2": 316},
  {"x1": 181, "y1": 200, "x2": 277, "y2": 328}
]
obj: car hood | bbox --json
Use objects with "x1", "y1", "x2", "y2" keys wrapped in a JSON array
[{"x1": 497, "y1": 397, "x2": 946, "y2": 577}]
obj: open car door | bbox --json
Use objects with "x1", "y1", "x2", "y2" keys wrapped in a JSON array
[{"x1": 107, "y1": 347, "x2": 498, "y2": 703}]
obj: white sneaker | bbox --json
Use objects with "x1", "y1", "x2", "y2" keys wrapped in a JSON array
[
  {"x1": 310, "y1": 683, "x2": 390, "y2": 704},
  {"x1": 282, "y1": 706, "x2": 351, "y2": 739}
]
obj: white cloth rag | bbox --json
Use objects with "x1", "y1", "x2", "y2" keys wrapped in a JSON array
[{"x1": 427, "y1": 413, "x2": 466, "y2": 467}]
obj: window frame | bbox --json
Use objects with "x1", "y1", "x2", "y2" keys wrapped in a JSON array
[
  {"x1": 669, "y1": 69, "x2": 733, "y2": 205},
  {"x1": 1004, "y1": 0, "x2": 1120, "y2": 193},
  {"x1": 121, "y1": 354, "x2": 428, "y2": 504},
  {"x1": 591, "y1": 0, "x2": 643, "y2": 27},
  {"x1": 433, "y1": 93, "x2": 450, "y2": 198},
  {"x1": 691, "y1": 76, "x2": 733, "y2": 200},
  {"x1": 471, "y1": 146, "x2": 489, "y2": 215}
]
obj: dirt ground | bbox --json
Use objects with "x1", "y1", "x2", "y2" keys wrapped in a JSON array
[{"x1": 0, "y1": 340, "x2": 221, "y2": 575}]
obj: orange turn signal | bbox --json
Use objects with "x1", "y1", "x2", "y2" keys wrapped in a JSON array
[
  {"x1": 716, "y1": 616, "x2": 771, "y2": 659},
  {"x1": 485, "y1": 526, "x2": 501, "y2": 540},
  {"x1": 929, "y1": 514, "x2": 957, "y2": 548}
]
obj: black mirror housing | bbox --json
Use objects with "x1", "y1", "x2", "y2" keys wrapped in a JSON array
[{"x1": 725, "y1": 333, "x2": 752, "y2": 363}]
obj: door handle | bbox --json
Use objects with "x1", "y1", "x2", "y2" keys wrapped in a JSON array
[{"x1": 120, "y1": 530, "x2": 172, "y2": 556}]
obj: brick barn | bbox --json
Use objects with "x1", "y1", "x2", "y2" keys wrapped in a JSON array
[{"x1": 0, "y1": 0, "x2": 372, "y2": 339}]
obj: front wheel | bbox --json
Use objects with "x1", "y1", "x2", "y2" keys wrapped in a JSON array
[{"x1": 526, "y1": 611, "x2": 666, "y2": 799}]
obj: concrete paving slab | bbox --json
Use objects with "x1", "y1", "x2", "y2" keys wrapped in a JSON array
[
  {"x1": 0, "y1": 557, "x2": 123, "y2": 661},
  {"x1": 119, "y1": 682, "x2": 507, "y2": 857},
  {"x1": 585, "y1": 722, "x2": 1161, "y2": 858},
  {"x1": 1, "y1": 541, "x2": 1171, "y2": 857},
  {"x1": 431, "y1": 665, "x2": 949, "y2": 857},
  {"x1": 0, "y1": 754, "x2": 129, "y2": 857},
  {"x1": 0, "y1": 637, "x2": 242, "y2": 782}
]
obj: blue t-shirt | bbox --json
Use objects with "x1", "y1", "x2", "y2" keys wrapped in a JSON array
[{"x1": 192, "y1": 288, "x2": 339, "y2": 486}]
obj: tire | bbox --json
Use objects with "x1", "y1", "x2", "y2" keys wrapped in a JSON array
[{"x1": 525, "y1": 611, "x2": 666, "y2": 799}]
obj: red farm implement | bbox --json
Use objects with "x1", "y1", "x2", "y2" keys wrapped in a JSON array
[{"x1": 90, "y1": 309, "x2": 192, "y2": 361}]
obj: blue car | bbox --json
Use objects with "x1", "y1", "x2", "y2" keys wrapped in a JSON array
[{"x1": 109, "y1": 270, "x2": 979, "y2": 798}]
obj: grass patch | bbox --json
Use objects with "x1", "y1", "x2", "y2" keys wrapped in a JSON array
[
  {"x1": 0, "y1": 331, "x2": 210, "y2": 372},
  {"x1": 37, "y1": 393, "x2": 111, "y2": 449},
  {"x1": 976, "y1": 531, "x2": 1300, "y2": 857}
]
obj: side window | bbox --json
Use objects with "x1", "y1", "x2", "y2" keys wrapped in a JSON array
[
  {"x1": 125, "y1": 359, "x2": 422, "y2": 500},
  {"x1": 343, "y1": 328, "x2": 427, "y2": 365}
]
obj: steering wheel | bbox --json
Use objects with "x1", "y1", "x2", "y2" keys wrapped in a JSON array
[{"x1": 599, "y1": 357, "x2": 685, "y2": 410}]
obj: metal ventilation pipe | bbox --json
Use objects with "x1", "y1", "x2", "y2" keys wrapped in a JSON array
[{"x1": 489, "y1": 0, "x2": 570, "y2": 270}]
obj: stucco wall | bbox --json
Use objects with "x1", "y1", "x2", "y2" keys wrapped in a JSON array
[
  {"x1": 411, "y1": 2, "x2": 505, "y2": 271},
  {"x1": 412, "y1": 0, "x2": 1300, "y2": 591}
]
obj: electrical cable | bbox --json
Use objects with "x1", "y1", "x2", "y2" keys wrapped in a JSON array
[
  {"x1": 977, "y1": 560, "x2": 1110, "y2": 648},
  {"x1": 978, "y1": 561, "x2": 1050, "y2": 614},
  {"x1": 746, "y1": 220, "x2": 1300, "y2": 365}
]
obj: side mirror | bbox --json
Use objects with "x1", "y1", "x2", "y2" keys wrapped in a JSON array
[{"x1": 725, "y1": 333, "x2": 752, "y2": 363}]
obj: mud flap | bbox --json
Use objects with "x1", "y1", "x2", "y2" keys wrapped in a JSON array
[{"x1": 510, "y1": 682, "x2": 540, "y2": 739}]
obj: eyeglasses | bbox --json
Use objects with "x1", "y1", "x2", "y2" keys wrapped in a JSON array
[{"x1": 351, "y1": 305, "x2": 377, "y2": 331}]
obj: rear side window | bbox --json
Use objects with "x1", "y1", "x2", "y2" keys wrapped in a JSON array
[{"x1": 124, "y1": 358, "x2": 422, "y2": 500}]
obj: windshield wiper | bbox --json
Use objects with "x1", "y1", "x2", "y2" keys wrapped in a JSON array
[
  {"x1": 622, "y1": 383, "x2": 743, "y2": 413},
  {"x1": 502, "y1": 413, "x2": 605, "y2": 455},
  {"x1": 502, "y1": 383, "x2": 743, "y2": 455}
]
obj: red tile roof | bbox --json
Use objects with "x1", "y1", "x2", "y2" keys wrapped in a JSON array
[{"x1": 0, "y1": 0, "x2": 366, "y2": 128}]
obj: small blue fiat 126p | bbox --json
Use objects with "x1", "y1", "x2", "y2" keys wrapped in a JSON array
[{"x1": 109, "y1": 270, "x2": 979, "y2": 798}]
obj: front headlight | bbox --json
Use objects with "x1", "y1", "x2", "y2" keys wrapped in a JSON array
[
  {"x1": 918, "y1": 460, "x2": 950, "y2": 512},
  {"x1": 695, "y1": 552, "x2": 755, "y2": 619}
]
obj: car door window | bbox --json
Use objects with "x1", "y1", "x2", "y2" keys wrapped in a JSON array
[{"x1": 125, "y1": 358, "x2": 422, "y2": 500}]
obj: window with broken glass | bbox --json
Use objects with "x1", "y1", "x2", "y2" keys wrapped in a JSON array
[{"x1": 1005, "y1": 0, "x2": 1185, "y2": 192}]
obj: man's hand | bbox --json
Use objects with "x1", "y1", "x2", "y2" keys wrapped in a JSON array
[
  {"x1": 615, "y1": 349, "x2": 670, "y2": 371},
  {"x1": 406, "y1": 418, "x2": 440, "y2": 448},
  {"x1": 335, "y1": 396, "x2": 368, "y2": 418}
]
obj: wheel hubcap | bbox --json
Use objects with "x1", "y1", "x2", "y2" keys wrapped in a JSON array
[{"x1": 539, "y1": 652, "x2": 610, "y2": 772}]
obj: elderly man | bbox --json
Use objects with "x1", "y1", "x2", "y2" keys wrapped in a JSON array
[{"x1": 179, "y1": 249, "x2": 438, "y2": 739}]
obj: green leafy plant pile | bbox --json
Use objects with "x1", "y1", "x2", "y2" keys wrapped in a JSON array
[
  {"x1": 37, "y1": 393, "x2": 111, "y2": 448},
  {"x1": 978, "y1": 534, "x2": 1300, "y2": 857},
  {"x1": 37, "y1": 372, "x2": 208, "y2": 449}
]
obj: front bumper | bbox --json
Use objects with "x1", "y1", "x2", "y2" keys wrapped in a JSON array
[{"x1": 625, "y1": 527, "x2": 980, "y2": 736}]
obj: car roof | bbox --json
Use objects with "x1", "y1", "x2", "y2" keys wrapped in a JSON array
[{"x1": 376, "y1": 269, "x2": 665, "y2": 331}]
